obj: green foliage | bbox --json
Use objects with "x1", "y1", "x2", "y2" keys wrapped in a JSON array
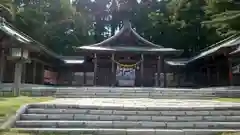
[
  {"x1": 2, "y1": 0, "x2": 240, "y2": 56},
  {"x1": 204, "y1": 0, "x2": 240, "y2": 37},
  {"x1": 0, "y1": 96, "x2": 53, "y2": 125},
  {"x1": 11, "y1": 0, "x2": 94, "y2": 55},
  {"x1": 0, "y1": 0, "x2": 16, "y2": 21}
]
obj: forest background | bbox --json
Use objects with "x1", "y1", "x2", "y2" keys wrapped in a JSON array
[{"x1": 1, "y1": 0, "x2": 240, "y2": 57}]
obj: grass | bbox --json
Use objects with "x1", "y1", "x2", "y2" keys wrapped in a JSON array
[
  {"x1": 0, "y1": 96, "x2": 240, "y2": 135},
  {"x1": 220, "y1": 133, "x2": 240, "y2": 135},
  {"x1": 0, "y1": 130, "x2": 64, "y2": 135},
  {"x1": 0, "y1": 96, "x2": 54, "y2": 125},
  {"x1": 0, "y1": 131, "x2": 32, "y2": 135},
  {"x1": 216, "y1": 98, "x2": 240, "y2": 102},
  {"x1": 0, "y1": 130, "x2": 238, "y2": 135}
]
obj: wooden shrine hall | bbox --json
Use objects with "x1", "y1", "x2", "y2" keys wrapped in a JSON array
[
  {"x1": 1, "y1": 0, "x2": 240, "y2": 90},
  {"x1": 2, "y1": 13, "x2": 240, "y2": 89},
  {"x1": 75, "y1": 0, "x2": 183, "y2": 87},
  {"x1": 76, "y1": 20, "x2": 182, "y2": 87},
  {"x1": 0, "y1": 15, "x2": 183, "y2": 90}
]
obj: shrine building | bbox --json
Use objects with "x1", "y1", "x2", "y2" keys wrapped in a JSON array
[
  {"x1": 0, "y1": 14, "x2": 183, "y2": 90},
  {"x1": 75, "y1": 20, "x2": 182, "y2": 87},
  {"x1": 74, "y1": 0, "x2": 183, "y2": 87},
  {"x1": 1, "y1": 0, "x2": 240, "y2": 91}
]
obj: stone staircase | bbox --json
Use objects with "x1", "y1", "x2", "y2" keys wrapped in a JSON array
[
  {"x1": 7, "y1": 87, "x2": 240, "y2": 134},
  {"x1": 54, "y1": 87, "x2": 215, "y2": 99},
  {"x1": 13, "y1": 102, "x2": 240, "y2": 135}
]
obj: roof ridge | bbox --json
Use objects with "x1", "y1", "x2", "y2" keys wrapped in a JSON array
[
  {"x1": 78, "y1": 20, "x2": 163, "y2": 49},
  {"x1": 0, "y1": 16, "x2": 62, "y2": 60},
  {"x1": 200, "y1": 33, "x2": 240, "y2": 52}
]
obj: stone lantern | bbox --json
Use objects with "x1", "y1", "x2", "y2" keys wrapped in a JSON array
[
  {"x1": 10, "y1": 47, "x2": 29, "y2": 60},
  {"x1": 9, "y1": 44, "x2": 30, "y2": 96}
]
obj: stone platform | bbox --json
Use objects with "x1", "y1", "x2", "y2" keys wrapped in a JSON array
[
  {"x1": 43, "y1": 98, "x2": 240, "y2": 108},
  {"x1": 9, "y1": 98, "x2": 240, "y2": 135},
  {"x1": 6, "y1": 87, "x2": 240, "y2": 135}
]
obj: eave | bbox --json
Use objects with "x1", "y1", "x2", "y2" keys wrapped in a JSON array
[
  {"x1": 187, "y1": 34, "x2": 240, "y2": 64},
  {"x1": 0, "y1": 17, "x2": 64, "y2": 62},
  {"x1": 77, "y1": 20, "x2": 182, "y2": 55}
]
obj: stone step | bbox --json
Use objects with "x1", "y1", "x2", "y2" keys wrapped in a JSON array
[
  {"x1": 54, "y1": 92, "x2": 214, "y2": 95},
  {"x1": 27, "y1": 108, "x2": 240, "y2": 116},
  {"x1": 55, "y1": 88, "x2": 209, "y2": 91},
  {"x1": 15, "y1": 120, "x2": 240, "y2": 129},
  {"x1": 56, "y1": 93, "x2": 214, "y2": 96},
  {"x1": 13, "y1": 128, "x2": 240, "y2": 135},
  {"x1": 54, "y1": 89, "x2": 215, "y2": 99},
  {"x1": 56, "y1": 89, "x2": 213, "y2": 94},
  {"x1": 20, "y1": 114, "x2": 240, "y2": 122},
  {"x1": 55, "y1": 93, "x2": 214, "y2": 96},
  {"x1": 55, "y1": 91, "x2": 214, "y2": 95},
  {"x1": 55, "y1": 93, "x2": 213, "y2": 96},
  {"x1": 29, "y1": 104, "x2": 240, "y2": 111},
  {"x1": 55, "y1": 94, "x2": 214, "y2": 98},
  {"x1": 55, "y1": 95, "x2": 214, "y2": 99}
]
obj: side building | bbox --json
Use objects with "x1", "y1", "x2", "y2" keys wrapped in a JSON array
[
  {"x1": 0, "y1": 17, "x2": 84, "y2": 89},
  {"x1": 0, "y1": 17, "x2": 184, "y2": 88},
  {"x1": 1, "y1": 16, "x2": 240, "y2": 89},
  {"x1": 183, "y1": 35, "x2": 240, "y2": 87}
]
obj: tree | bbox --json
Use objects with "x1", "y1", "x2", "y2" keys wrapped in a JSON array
[
  {"x1": 204, "y1": 0, "x2": 240, "y2": 37},
  {"x1": 3, "y1": 0, "x2": 237, "y2": 57},
  {"x1": 74, "y1": 0, "x2": 112, "y2": 42},
  {"x1": 13, "y1": 0, "x2": 92, "y2": 55},
  {"x1": 0, "y1": 0, "x2": 17, "y2": 21}
]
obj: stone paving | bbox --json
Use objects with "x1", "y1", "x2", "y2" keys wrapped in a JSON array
[
  {"x1": 42, "y1": 98, "x2": 240, "y2": 108},
  {"x1": 9, "y1": 87, "x2": 240, "y2": 134}
]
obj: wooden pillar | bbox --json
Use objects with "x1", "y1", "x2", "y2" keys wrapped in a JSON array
[
  {"x1": 207, "y1": 67, "x2": 210, "y2": 86},
  {"x1": 66, "y1": 67, "x2": 73, "y2": 85},
  {"x1": 162, "y1": 56, "x2": 167, "y2": 88},
  {"x1": 157, "y1": 56, "x2": 160, "y2": 87},
  {"x1": 32, "y1": 60, "x2": 36, "y2": 84},
  {"x1": 83, "y1": 72, "x2": 86, "y2": 86},
  {"x1": 216, "y1": 66, "x2": 220, "y2": 85},
  {"x1": 94, "y1": 53, "x2": 97, "y2": 86},
  {"x1": 70, "y1": 72, "x2": 74, "y2": 85},
  {"x1": 159, "y1": 56, "x2": 166, "y2": 87},
  {"x1": 41, "y1": 64, "x2": 45, "y2": 84},
  {"x1": 141, "y1": 54, "x2": 144, "y2": 87},
  {"x1": 228, "y1": 58, "x2": 233, "y2": 86},
  {"x1": 177, "y1": 72, "x2": 181, "y2": 88},
  {"x1": 0, "y1": 49, "x2": 5, "y2": 84},
  {"x1": 13, "y1": 61, "x2": 23, "y2": 96},
  {"x1": 111, "y1": 53, "x2": 115, "y2": 87},
  {"x1": 21, "y1": 63, "x2": 26, "y2": 83}
]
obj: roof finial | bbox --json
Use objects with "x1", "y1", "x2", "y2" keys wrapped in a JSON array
[
  {"x1": 116, "y1": 0, "x2": 132, "y2": 13},
  {"x1": 110, "y1": 0, "x2": 132, "y2": 12},
  {"x1": 110, "y1": 0, "x2": 132, "y2": 27},
  {"x1": 110, "y1": 0, "x2": 120, "y2": 12},
  {"x1": 123, "y1": 20, "x2": 131, "y2": 28}
]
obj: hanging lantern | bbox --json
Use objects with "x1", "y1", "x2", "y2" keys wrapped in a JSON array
[{"x1": 10, "y1": 47, "x2": 29, "y2": 59}]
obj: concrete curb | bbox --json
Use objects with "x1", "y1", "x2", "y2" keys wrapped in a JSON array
[
  {"x1": 0, "y1": 104, "x2": 29, "y2": 130},
  {"x1": 13, "y1": 128, "x2": 240, "y2": 135},
  {"x1": 28, "y1": 103, "x2": 240, "y2": 111}
]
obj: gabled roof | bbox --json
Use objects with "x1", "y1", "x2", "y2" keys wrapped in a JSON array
[
  {"x1": 0, "y1": 17, "x2": 85, "y2": 65},
  {"x1": 231, "y1": 46, "x2": 240, "y2": 55},
  {"x1": 165, "y1": 35, "x2": 240, "y2": 67},
  {"x1": 0, "y1": 17, "x2": 64, "y2": 61},
  {"x1": 59, "y1": 56, "x2": 85, "y2": 64},
  {"x1": 78, "y1": 20, "x2": 182, "y2": 54},
  {"x1": 165, "y1": 59, "x2": 189, "y2": 66},
  {"x1": 187, "y1": 34, "x2": 240, "y2": 64}
]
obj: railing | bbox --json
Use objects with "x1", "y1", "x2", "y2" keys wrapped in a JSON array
[
  {"x1": 0, "y1": 83, "x2": 57, "y2": 97},
  {"x1": 1, "y1": 84, "x2": 240, "y2": 98}
]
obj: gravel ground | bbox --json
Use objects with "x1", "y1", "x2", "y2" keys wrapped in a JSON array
[{"x1": 42, "y1": 98, "x2": 240, "y2": 108}]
